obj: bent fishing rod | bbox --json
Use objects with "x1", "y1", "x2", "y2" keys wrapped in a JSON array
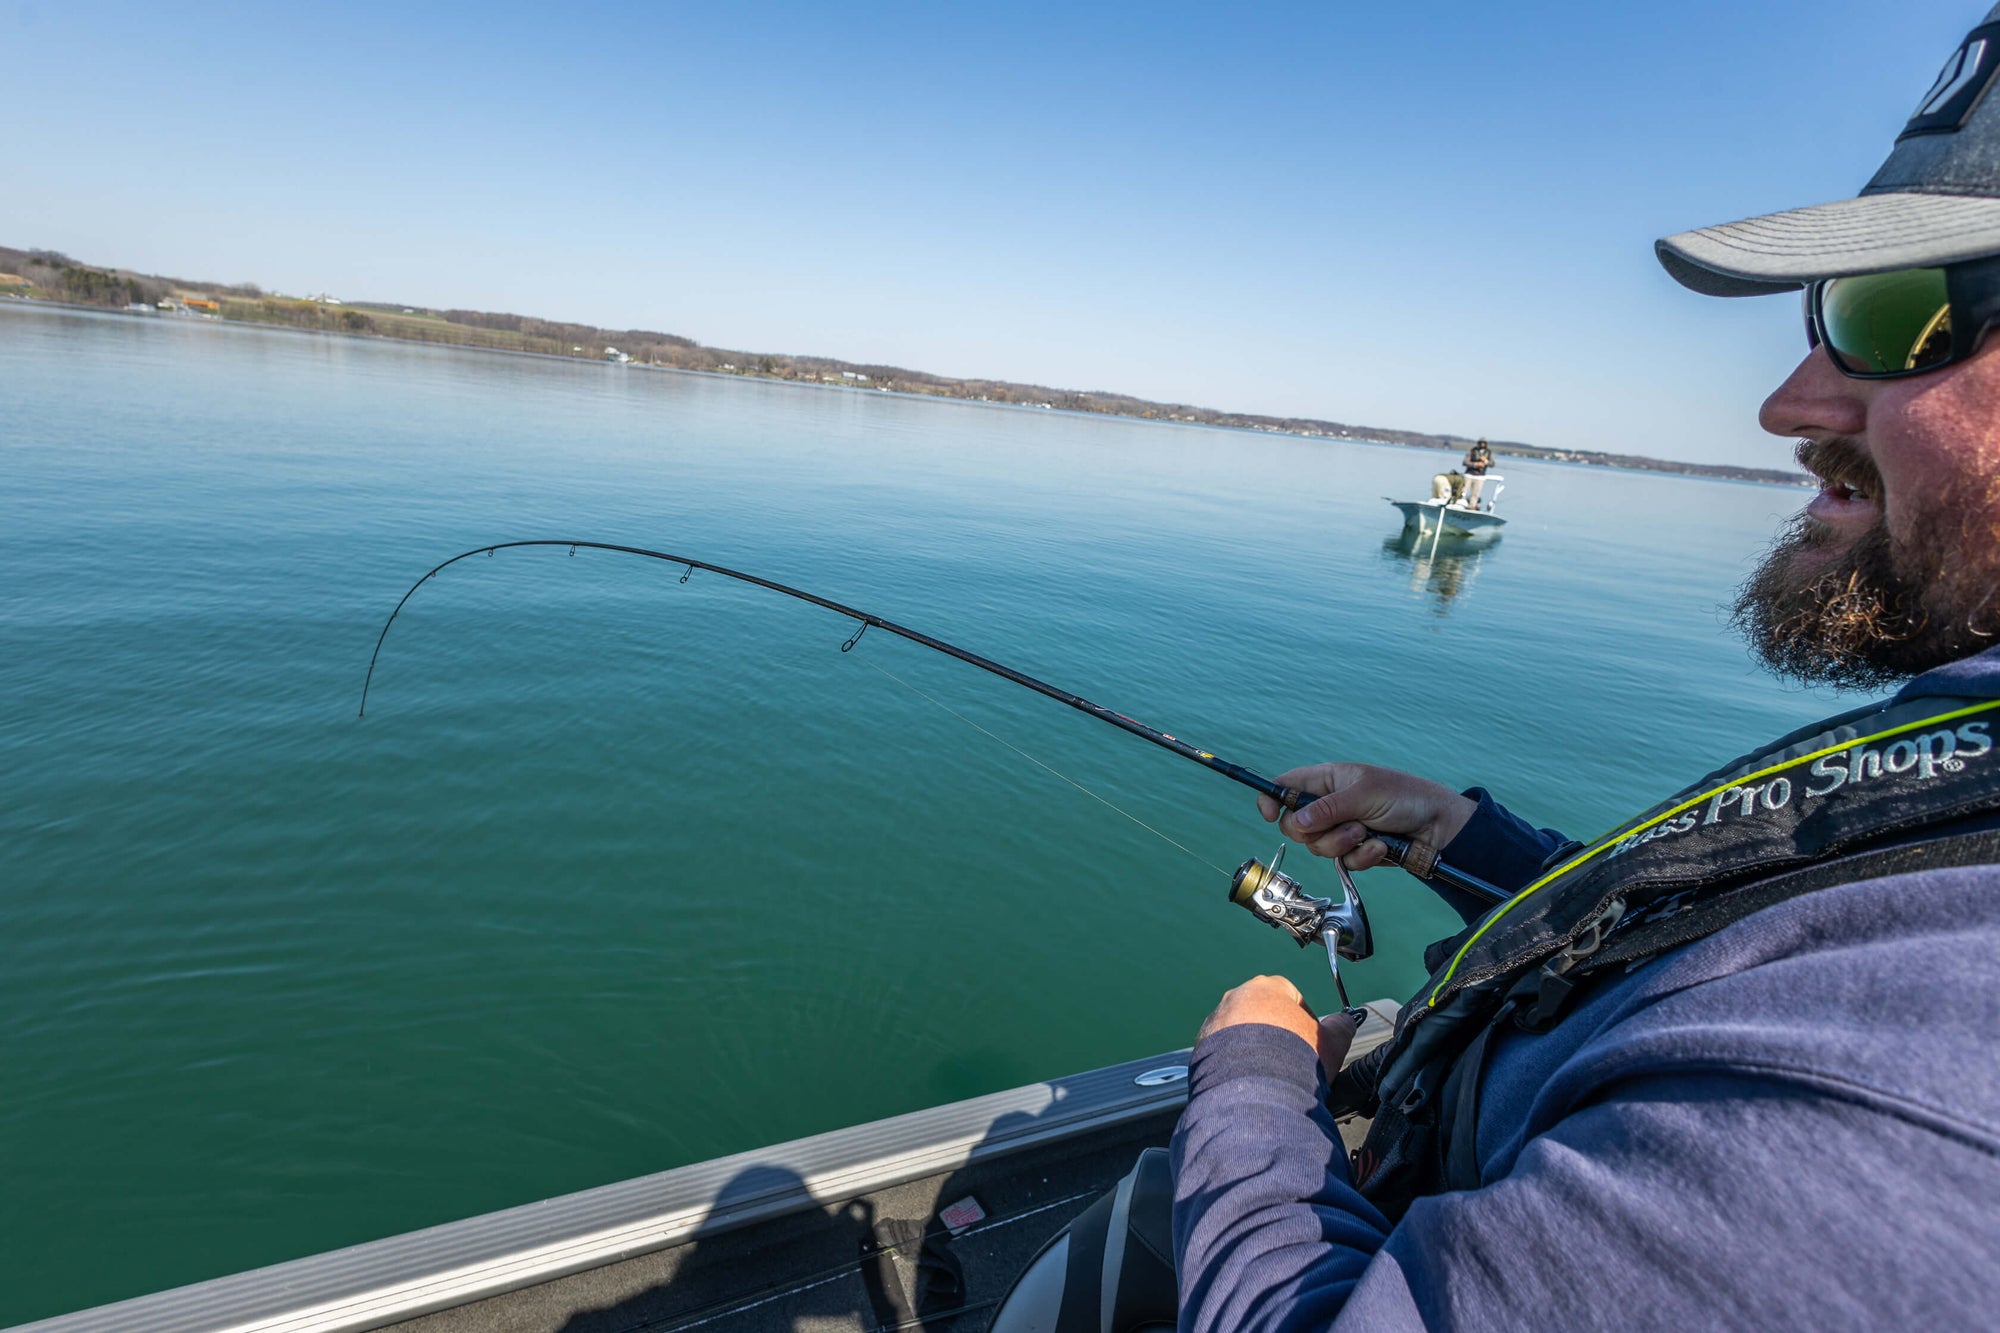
[{"x1": 359, "y1": 540, "x2": 1508, "y2": 924}]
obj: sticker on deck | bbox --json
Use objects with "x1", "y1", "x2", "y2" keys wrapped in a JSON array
[{"x1": 939, "y1": 1196, "x2": 986, "y2": 1233}]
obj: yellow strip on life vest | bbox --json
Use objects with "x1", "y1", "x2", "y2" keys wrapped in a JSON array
[{"x1": 1426, "y1": 698, "x2": 2000, "y2": 1008}]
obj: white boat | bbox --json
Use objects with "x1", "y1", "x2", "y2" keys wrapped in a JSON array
[{"x1": 1387, "y1": 472, "x2": 1507, "y2": 539}]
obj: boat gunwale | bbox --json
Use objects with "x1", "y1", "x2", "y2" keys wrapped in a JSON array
[
  {"x1": 21, "y1": 1005, "x2": 1399, "y2": 1333},
  {"x1": 17, "y1": 1049, "x2": 1199, "y2": 1333},
  {"x1": 1387, "y1": 498, "x2": 1508, "y2": 533}
]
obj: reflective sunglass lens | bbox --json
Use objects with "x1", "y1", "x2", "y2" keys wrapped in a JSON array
[{"x1": 1819, "y1": 268, "x2": 1952, "y2": 374}]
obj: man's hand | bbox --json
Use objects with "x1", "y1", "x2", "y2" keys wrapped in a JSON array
[
  {"x1": 1257, "y1": 762, "x2": 1478, "y2": 871},
  {"x1": 1197, "y1": 975, "x2": 1363, "y2": 1082}
]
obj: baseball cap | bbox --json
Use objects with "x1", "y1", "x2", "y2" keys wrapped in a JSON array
[{"x1": 1658, "y1": 5, "x2": 2000, "y2": 295}]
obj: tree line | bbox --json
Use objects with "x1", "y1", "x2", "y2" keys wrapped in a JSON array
[{"x1": 0, "y1": 242, "x2": 1805, "y2": 486}]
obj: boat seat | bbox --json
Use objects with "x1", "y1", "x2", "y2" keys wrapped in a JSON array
[{"x1": 988, "y1": 1146, "x2": 1177, "y2": 1333}]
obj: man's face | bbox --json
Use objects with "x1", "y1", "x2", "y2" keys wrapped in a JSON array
[{"x1": 1735, "y1": 334, "x2": 2000, "y2": 688}]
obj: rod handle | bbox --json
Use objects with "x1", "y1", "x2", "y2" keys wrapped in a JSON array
[
  {"x1": 1278, "y1": 787, "x2": 1414, "y2": 859},
  {"x1": 1279, "y1": 787, "x2": 1508, "y2": 905}
]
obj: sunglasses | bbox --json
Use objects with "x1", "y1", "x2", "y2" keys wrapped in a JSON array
[{"x1": 1806, "y1": 254, "x2": 2000, "y2": 378}]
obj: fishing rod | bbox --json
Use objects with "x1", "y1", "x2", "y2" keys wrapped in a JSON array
[{"x1": 359, "y1": 541, "x2": 1510, "y2": 924}]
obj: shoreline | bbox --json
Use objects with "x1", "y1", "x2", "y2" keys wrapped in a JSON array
[{"x1": 0, "y1": 293, "x2": 1807, "y2": 490}]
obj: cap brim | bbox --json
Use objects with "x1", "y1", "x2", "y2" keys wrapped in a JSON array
[{"x1": 1657, "y1": 191, "x2": 2000, "y2": 296}]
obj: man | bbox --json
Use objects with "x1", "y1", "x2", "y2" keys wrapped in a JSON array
[
  {"x1": 1459, "y1": 439, "x2": 1492, "y2": 506},
  {"x1": 1174, "y1": 12, "x2": 2000, "y2": 1330}
]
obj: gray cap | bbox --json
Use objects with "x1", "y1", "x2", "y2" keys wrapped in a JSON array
[{"x1": 1659, "y1": 5, "x2": 2000, "y2": 295}]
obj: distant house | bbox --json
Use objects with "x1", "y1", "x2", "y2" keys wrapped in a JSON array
[{"x1": 841, "y1": 371, "x2": 870, "y2": 382}]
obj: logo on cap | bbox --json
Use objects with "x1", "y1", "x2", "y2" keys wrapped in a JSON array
[{"x1": 1902, "y1": 23, "x2": 2000, "y2": 139}]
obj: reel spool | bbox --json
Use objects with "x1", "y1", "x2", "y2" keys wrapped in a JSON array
[{"x1": 1229, "y1": 844, "x2": 1373, "y2": 1006}]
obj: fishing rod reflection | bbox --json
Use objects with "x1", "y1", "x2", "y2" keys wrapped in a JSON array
[{"x1": 1380, "y1": 530, "x2": 1500, "y2": 614}]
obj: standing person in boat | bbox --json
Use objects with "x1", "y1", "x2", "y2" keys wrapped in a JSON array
[
  {"x1": 1174, "y1": 12, "x2": 2000, "y2": 1329},
  {"x1": 1459, "y1": 438, "x2": 1493, "y2": 506}
]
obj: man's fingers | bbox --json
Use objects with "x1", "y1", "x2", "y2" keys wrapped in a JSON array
[
  {"x1": 1261, "y1": 975, "x2": 1304, "y2": 1005},
  {"x1": 1300, "y1": 825, "x2": 1386, "y2": 868},
  {"x1": 1318, "y1": 821, "x2": 1370, "y2": 858},
  {"x1": 1198, "y1": 974, "x2": 1316, "y2": 1046},
  {"x1": 1270, "y1": 764, "x2": 1339, "y2": 791},
  {"x1": 1346, "y1": 836, "x2": 1391, "y2": 871},
  {"x1": 1283, "y1": 791, "x2": 1359, "y2": 840},
  {"x1": 1284, "y1": 809, "x2": 1370, "y2": 857},
  {"x1": 1271, "y1": 770, "x2": 1331, "y2": 837},
  {"x1": 1217, "y1": 974, "x2": 1303, "y2": 1009}
]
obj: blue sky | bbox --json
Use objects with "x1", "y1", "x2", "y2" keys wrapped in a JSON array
[{"x1": 2, "y1": 1, "x2": 1986, "y2": 464}]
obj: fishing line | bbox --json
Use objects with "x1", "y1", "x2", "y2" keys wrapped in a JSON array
[
  {"x1": 856, "y1": 654, "x2": 1227, "y2": 875},
  {"x1": 359, "y1": 540, "x2": 1509, "y2": 904}
]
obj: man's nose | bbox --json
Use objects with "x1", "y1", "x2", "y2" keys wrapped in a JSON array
[{"x1": 1760, "y1": 347, "x2": 1866, "y2": 440}]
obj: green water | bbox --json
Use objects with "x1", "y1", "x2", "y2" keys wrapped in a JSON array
[{"x1": 0, "y1": 303, "x2": 1841, "y2": 1321}]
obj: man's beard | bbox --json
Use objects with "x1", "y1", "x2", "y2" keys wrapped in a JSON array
[{"x1": 1732, "y1": 438, "x2": 2000, "y2": 690}]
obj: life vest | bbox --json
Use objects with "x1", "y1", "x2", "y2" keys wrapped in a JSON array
[{"x1": 1350, "y1": 692, "x2": 2000, "y2": 1219}]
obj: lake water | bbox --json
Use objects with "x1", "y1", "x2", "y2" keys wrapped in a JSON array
[{"x1": 0, "y1": 303, "x2": 1844, "y2": 1321}]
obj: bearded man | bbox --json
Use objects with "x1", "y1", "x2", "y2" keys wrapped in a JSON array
[{"x1": 1173, "y1": 12, "x2": 2000, "y2": 1330}]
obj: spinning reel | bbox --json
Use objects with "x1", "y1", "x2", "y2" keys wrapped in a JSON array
[{"x1": 1229, "y1": 844, "x2": 1373, "y2": 1007}]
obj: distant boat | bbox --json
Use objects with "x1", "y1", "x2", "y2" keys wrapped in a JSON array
[{"x1": 1388, "y1": 472, "x2": 1507, "y2": 539}]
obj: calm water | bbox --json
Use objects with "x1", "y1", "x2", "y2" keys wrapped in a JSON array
[{"x1": 0, "y1": 304, "x2": 1842, "y2": 1321}]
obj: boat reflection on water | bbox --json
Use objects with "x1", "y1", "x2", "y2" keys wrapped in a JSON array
[{"x1": 1381, "y1": 528, "x2": 1497, "y2": 614}]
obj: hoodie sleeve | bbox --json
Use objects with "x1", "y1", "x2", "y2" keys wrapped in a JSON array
[
  {"x1": 1171, "y1": 1024, "x2": 1393, "y2": 1332},
  {"x1": 1170, "y1": 1031, "x2": 1993, "y2": 1331},
  {"x1": 1425, "y1": 788, "x2": 1579, "y2": 923}
]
